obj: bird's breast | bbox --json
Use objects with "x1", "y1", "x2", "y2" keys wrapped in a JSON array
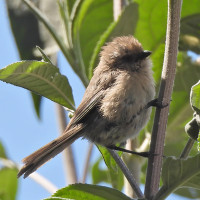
[{"x1": 99, "y1": 71, "x2": 155, "y2": 124}]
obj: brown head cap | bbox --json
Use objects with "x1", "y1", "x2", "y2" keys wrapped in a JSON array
[{"x1": 100, "y1": 36, "x2": 146, "y2": 68}]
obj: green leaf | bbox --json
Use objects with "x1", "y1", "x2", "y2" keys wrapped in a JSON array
[
  {"x1": 67, "y1": 0, "x2": 77, "y2": 15},
  {"x1": 22, "y1": 0, "x2": 67, "y2": 58},
  {"x1": 31, "y1": 92, "x2": 42, "y2": 119},
  {"x1": 190, "y1": 80, "x2": 200, "y2": 113},
  {"x1": 179, "y1": 15, "x2": 200, "y2": 54},
  {"x1": 155, "y1": 155, "x2": 200, "y2": 200},
  {"x1": 0, "y1": 141, "x2": 7, "y2": 159},
  {"x1": 181, "y1": 0, "x2": 200, "y2": 18},
  {"x1": 175, "y1": 187, "x2": 200, "y2": 199},
  {"x1": 0, "y1": 61, "x2": 75, "y2": 110},
  {"x1": 72, "y1": 0, "x2": 113, "y2": 78},
  {"x1": 6, "y1": 1, "x2": 45, "y2": 118},
  {"x1": 92, "y1": 158, "x2": 108, "y2": 185},
  {"x1": 97, "y1": 146, "x2": 124, "y2": 190},
  {"x1": 0, "y1": 168, "x2": 18, "y2": 200},
  {"x1": 36, "y1": 46, "x2": 53, "y2": 64},
  {"x1": 127, "y1": 1, "x2": 200, "y2": 190},
  {"x1": 134, "y1": 0, "x2": 167, "y2": 50},
  {"x1": 133, "y1": 0, "x2": 167, "y2": 85},
  {"x1": 44, "y1": 183, "x2": 132, "y2": 200},
  {"x1": 21, "y1": 0, "x2": 86, "y2": 87},
  {"x1": 88, "y1": 2, "x2": 139, "y2": 78},
  {"x1": 180, "y1": 0, "x2": 200, "y2": 54},
  {"x1": 161, "y1": 55, "x2": 200, "y2": 157}
]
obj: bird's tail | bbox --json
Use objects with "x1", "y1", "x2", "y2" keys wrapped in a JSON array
[{"x1": 18, "y1": 124, "x2": 83, "y2": 178}]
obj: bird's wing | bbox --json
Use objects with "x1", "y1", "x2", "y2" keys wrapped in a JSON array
[
  {"x1": 18, "y1": 89, "x2": 105, "y2": 178},
  {"x1": 67, "y1": 89, "x2": 104, "y2": 129}
]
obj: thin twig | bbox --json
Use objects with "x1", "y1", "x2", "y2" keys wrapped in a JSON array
[
  {"x1": 29, "y1": 173, "x2": 58, "y2": 194},
  {"x1": 136, "y1": 132, "x2": 151, "y2": 152},
  {"x1": 124, "y1": 139, "x2": 141, "y2": 198},
  {"x1": 56, "y1": 104, "x2": 77, "y2": 184},
  {"x1": 82, "y1": 143, "x2": 93, "y2": 183},
  {"x1": 107, "y1": 149, "x2": 144, "y2": 199},
  {"x1": 113, "y1": 0, "x2": 127, "y2": 21},
  {"x1": 179, "y1": 138, "x2": 195, "y2": 159},
  {"x1": 22, "y1": 0, "x2": 89, "y2": 87},
  {"x1": 144, "y1": 0, "x2": 183, "y2": 199}
]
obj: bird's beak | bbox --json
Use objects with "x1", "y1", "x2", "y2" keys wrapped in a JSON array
[{"x1": 142, "y1": 50, "x2": 152, "y2": 58}]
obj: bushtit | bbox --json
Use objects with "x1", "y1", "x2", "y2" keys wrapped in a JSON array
[{"x1": 18, "y1": 36, "x2": 155, "y2": 178}]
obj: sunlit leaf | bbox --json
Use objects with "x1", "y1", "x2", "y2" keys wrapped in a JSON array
[
  {"x1": 0, "y1": 168, "x2": 18, "y2": 200},
  {"x1": 72, "y1": 0, "x2": 113, "y2": 78},
  {"x1": 0, "y1": 61, "x2": 75, "y2": 110},
  {"x1": 92, "y1": 158, "x2": 108, "y2": 185},
  {"x1": 44, "y1": 184, "x2": 132, "y2": 200},
  {"x1": 190, "y1": 80, "x2": 200, "y2": 113},
  {"x1": 0, "y1": 141, "x2": 7, "y2": 159},
  {"x1": 88, "y1": 2, "x2": 139, "y2": 78},
  {"x1": 97, "y1": 146, "x2": 123, "y2": 190}
]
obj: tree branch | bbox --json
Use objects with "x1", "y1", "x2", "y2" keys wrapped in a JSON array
[
  {"x1": 29, "y1": 173, "x2": 58, "y2": 194},
  {"x1": 144, "y1": 0, "x2": 183, "y2": 199},
  {"x1": 107, "y1": 149, "x2": 144, "y2": 199},
  {"x1": 179, "y1": 138, "x2": 195, "y2": 159},
  {"x1": 113, "y1": 0, "x2": 127, "y2": 21}
]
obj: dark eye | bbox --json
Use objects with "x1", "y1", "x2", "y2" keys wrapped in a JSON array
[{"x1": 122, "y1": 55, "x2": 134, "y2": 62}]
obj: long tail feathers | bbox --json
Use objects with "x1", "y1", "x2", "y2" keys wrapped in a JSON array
[{"x1": 18, "y1": 125, "x2": 83, "y2": 178}]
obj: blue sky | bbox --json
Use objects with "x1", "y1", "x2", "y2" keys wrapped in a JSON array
[
  {"x1": 0, "y1": 0, "x2": 189, "y2": 200},
  {"x1": 0, "y1": 1, "x2": 100, "y2": 199}
]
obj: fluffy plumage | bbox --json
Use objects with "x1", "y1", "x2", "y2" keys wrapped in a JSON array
[{"x1": 18, "y1": 36, "x2": 155, "y2": 178}]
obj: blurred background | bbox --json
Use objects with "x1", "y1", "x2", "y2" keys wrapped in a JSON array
[
  {"x1": 0, "y1": 0, "x2": 199, "y2": 200},
  {"x1": 0, "y1": 0, "x2": 100, "y2": 199}
]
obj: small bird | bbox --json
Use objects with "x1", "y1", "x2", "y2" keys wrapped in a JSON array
[{"x1": 18, "y1": 36, "x2": 155, "y2": 178}]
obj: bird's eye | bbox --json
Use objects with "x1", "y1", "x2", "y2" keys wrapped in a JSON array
[{"x1": 122, "y1": 55, "x2": 134, "y2": 62}]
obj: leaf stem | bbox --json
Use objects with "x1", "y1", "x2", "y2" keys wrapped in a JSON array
[
  {"x1": 113, "y1": 0, "x2": 127, "y2": 21},
  {"x1": 179, "y1": 138, "x2": 195, "y2": 159},
  {"x1": 144, "y1": 0, "x2": 183, "y2": 199},
  {"x1": 108, "y1": 149, "x2": 144, "y2": 199},
  {"x1": 22, "y1": 0, "x2": 88, "y2": 87}
]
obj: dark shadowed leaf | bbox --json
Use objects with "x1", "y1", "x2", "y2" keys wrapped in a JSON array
[
  {"x1": 155, "y1": 155, "x2": 200, "y2": 199},
  {"x1": 31, "y1": 92, "x2": 42, "y2": 118},
  {"x1": 180, "y1": 0, "x2": 200, "y2": 54},
  {"x1": 6, "y1": 0, "x2": 45, "y2": 118}
]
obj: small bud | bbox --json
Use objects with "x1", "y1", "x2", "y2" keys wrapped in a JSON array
[{"x1": 185, "y1": 118, "x2": 199, "y2": 140}]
